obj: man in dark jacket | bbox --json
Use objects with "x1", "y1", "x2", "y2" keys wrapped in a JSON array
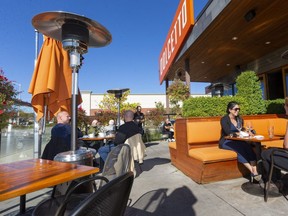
[
  {"x1": 98, "y1": 110, "x2": 141, "y2": 163},
  {"x1": 42, "y1": 111, "x2": 83, "y2": 160}
]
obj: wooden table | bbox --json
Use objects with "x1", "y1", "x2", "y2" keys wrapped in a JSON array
[
  {"x1": 0, "y1": 159, "x2": 99, "y2": 214},
  {"x1": 225, "y1": 135, "x2": 283, "y2": 161}
]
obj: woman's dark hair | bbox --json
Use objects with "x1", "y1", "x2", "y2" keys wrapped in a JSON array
[{"x1": 226, "y1": 101, "x2": 239, "y2": 114}]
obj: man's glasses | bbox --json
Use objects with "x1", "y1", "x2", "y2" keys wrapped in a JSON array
[{"x1": 232, "y1": 108, "x2": 240, "y2": 111}]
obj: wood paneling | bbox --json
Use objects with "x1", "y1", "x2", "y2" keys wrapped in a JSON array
[{"x1": 167, "y1": 0, "x2": 288, "y2": 84}]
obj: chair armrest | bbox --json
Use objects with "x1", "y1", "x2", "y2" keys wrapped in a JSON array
[
  {"x1": 56, "y1": 175, "x2": 109, "y2": 216},
  {"x1": 270, "y1": 148, "x2": 288, "y2": 170}
]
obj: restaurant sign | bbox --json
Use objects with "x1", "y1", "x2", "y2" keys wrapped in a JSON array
[{"x1": 159, "y1": 0, "x2": 194, "y2": 84}]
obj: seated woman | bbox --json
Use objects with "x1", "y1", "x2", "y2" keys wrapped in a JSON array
[
  {"x1": 219, "y1": 101, "x2": 260, "y2": 182},
  {"x1": 261, "y1": 98, "x2": 288, "y2": 183},
  {"x1": 104, "y1": 119, "x2": 116, "y2": 136}
]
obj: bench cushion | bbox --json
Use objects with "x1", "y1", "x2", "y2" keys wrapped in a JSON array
[{"x1": 188, "y1": 146, "x2": 237, "y2": 163}]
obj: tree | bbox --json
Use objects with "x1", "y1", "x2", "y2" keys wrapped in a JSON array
[
  {"x1": 99, "y1": 90, "x2": 130, "y2": 112},
  {"x1": 145, "y1": 102, "x2": 165, "y2": 127},
  {"x1": 235, "y1": 70, "x2": 266, "y2": 114},
  {"x1": 0, "y1": 68, "x2": 18, "y2": 130},
  {"x1": 98, "y1": 90, "x2": 138, "y2": 115},
  {"x1": 167, "y1": 78, "x2": 190, "y2": 116}
]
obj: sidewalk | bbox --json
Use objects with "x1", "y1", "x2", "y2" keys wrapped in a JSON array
[{"x1": 1, "y1": 140, "x2": 288, "y2": 215}]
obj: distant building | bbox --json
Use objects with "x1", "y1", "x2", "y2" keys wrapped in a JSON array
[{"x1": 80, "y1": 90, "x2": 209, "y2": 116}]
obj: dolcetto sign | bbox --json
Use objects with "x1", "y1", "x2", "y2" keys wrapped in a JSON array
[{"x1": 159, "y1": 0, "x2": 194, "y2": 84}]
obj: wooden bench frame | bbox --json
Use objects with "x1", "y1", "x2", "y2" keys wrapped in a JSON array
[{"x1": 169, "y1": 114, "x2": 287, "y2": 184}]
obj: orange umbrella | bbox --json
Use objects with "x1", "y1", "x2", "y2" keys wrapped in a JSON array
[{"x1": 29, "y1": 36, "x2": 80, "y2": 121}]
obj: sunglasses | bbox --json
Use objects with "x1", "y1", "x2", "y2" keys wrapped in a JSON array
[{"x1": 232, "y1": 108, "x2": 240, "y2": 111}]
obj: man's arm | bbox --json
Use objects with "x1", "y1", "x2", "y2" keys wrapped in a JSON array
[{"x1": 114, "y1": 131, "x2": 127, "y2": 145}]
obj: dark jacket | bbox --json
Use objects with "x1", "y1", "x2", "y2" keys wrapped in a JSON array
[
  {"x1": 219, "y1": 114, "x2": 244, "y2": 147},
  {"x1": 114, "y1": 121, "x2": 141, "y2": 145},
  {"x1": 42, "y1": 123, "x2": 83, "y2": 160}
]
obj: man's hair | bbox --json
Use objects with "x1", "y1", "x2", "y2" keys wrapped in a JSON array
[
  {"x1": 57, "y1": 111, "x2": 67, "y2": 118},
  {"x1": 56, "y1": 111, "x2": 69, "y2": 123},
  {"x1": 124, "y1": 110, "x2": 134, "y2": 121}
]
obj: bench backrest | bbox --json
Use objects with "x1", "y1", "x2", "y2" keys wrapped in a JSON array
[
  {"x1": 248, "y1": 118, "x2": 286, "y2": 135},
  {"x1": 187, "y1": 120, "x2": 220, "y2": 144},
  {"x1": 176, "y1": 114, "x2": 287, "y2": 149}
]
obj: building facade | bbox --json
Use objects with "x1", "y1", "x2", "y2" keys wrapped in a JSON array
[
  {"x1": 80, "y1": 90, "x2": 208, "y2": 116},
  {"x1": 160, "y1": 0, "x2": 288, "y2": 100}
]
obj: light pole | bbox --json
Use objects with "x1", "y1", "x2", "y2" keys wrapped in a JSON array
[
  {"x1": 12, "y1": 82, "x2": 21, "y2": 125},
  {"x1": 107, "y1": 88, "x2": 129, "y2": 129}
]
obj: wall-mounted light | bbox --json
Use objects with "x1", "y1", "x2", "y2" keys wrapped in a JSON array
[
  {"x1": 281, "y1": 50, "x2": 288, "y2": 60},
  {"x1": 244, "y1": 9, "x2": 256, "y2": 22}
]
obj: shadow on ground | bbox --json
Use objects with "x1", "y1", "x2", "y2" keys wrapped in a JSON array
[
  {"x1": 140, "y1": 157, "x2": 171, "y2": 173},
  {"x1": 144, "y1": 142, "x2": 160, "y2": 148},
  {"x1": 125, "y1": 186, "x2": 197, "y2": 216}
]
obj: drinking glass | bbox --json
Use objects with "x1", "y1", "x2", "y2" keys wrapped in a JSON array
[
  {"x1": 246, "y1": 121, "x2": 253, "y2": 133},
  {"x1": 268, "y1": 126, "x2": 274, "y2": 138}
]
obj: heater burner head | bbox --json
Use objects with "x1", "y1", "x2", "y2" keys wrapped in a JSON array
[{"x1": 32, "y1": 11, "x2": 112, "y2": 47}]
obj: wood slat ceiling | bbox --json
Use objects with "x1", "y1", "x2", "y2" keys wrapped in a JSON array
[{"x1": 166, "y1": 0, "x2": 288, "y2": 84}]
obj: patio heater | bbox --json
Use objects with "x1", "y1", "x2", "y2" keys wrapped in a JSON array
[
  {"x1": 107, "y1": 88, "x2": 129, "y2": 129},
  {"x1": 32, "y1": 11, "x2": 112, "y2": 154}
]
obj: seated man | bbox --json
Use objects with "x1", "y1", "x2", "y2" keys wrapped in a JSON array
[
  {"x1": 42, "y1": 111, "x2": 85, "y2": 160},
  {"x1": 163, "y1": 119, "x2": 175, "y2": 141},
  {"x1": 261, "y1": 99, "x2": 288, "y2": 183},
  {"x1": 98, "y1": 110, "x2": 141, "y2": 168},
  {"x1": 42, "y1": 111, "x2": 72, "y2": 160}
]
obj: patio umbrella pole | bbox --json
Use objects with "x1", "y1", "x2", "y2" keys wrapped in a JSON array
[{"x1": 33, "y1": 29, "x2": 40, "y2": 158}]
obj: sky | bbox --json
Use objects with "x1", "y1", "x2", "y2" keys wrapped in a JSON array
[{"x1": 0, "y1": 0, "x2": 209, "y2": 103}]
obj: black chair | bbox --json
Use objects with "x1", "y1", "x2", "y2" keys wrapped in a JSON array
[
  {"x1": 264, "y1": 148, "x2": 288, "y2": 202},
  {"x1": 32, "y1": 144, "x2": 132, "y2": 215},
  {"x1": 98, "y1": 144, "x2": 132, "y2": 187},
  {"x1": 32, "y1": 176, "x2": 109, "y2": 216},
  {"x1": 57, "y1": 172, "x2": 134, "y2": 216}
]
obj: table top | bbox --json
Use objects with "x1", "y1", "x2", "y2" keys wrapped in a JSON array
[
  {"x1": 80, "y1": 135, "x2": 115, "y2": 141},
  {"x1": 225, "y1": 135, "x2": 283, "y2": 142},
  {"x1": 0, "y1": 159, "x2": 99, "y2": 201}
]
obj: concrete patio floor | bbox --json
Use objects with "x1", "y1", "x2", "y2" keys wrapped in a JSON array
[{"x1": 1, "y1": 140, "x2": 287, "y2": 216}]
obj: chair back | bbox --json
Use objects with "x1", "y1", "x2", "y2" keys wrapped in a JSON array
[
  {"x1": 125, "y1": 133, "x2": 146, "y2": 164},
  {"x1": 101, "y1": 144, "x2": 132, "y2": 184},
  {"x1": 68, "y1": 172, "x2": 134, "y2": 216}
]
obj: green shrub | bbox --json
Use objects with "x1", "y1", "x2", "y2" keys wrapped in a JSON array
[
  {"x1": 182, "y1": 96, "x2": 250, "y2": 117},
  {"x1": 235, "y1": 71, "x2": 266, "y2": 114},
  {"x1": 265, "y1": 99, "x2": 285, "y2": 114}
]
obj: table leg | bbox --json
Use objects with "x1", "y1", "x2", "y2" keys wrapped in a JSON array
[
  {"x1": 20, "y1": 195, "x2": 26, "y2": 214},
  {"x1": 251, "y1": 141, "x2": 263, "y2": 174}
]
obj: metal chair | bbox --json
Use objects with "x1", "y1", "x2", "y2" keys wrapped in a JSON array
[
  {"x1": 124, "y1": 134, "x2": 146, "y2": 175},
  {"x1": 264, "y1": 148, "x2": 288, "y2": 202},
  {"x1": 98, "y1": 144, "x2": 132, "y2": 187},
  {"x1": 32, "y1": 144, "x2": 132, "y2": 216},
  {"x1": 56, "y1": 172, "x2": 134, "y2": 216},
  {"x1": 32, "y1": 176, "x2": 109, "y2": 216}
]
